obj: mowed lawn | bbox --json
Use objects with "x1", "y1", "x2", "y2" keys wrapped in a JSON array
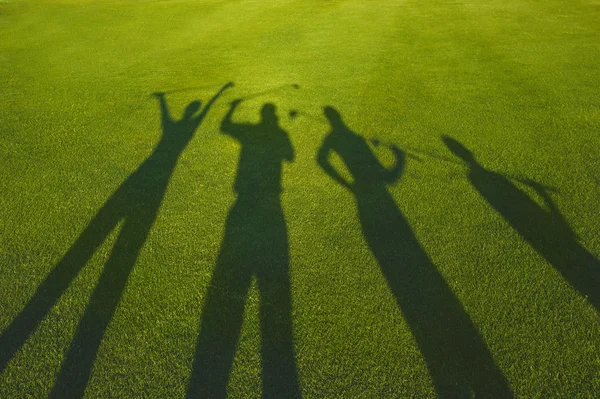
[{"x1": 1, "y1": 0, "x2": 599, "y2": 397}]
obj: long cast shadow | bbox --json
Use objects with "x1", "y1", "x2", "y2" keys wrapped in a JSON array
[
  {"x1": 187, "y1": 100, "x2": 300, "y2": 399},
  {"x1": 0, "y1": 82, "x2": 232, "y2": 398},
  {"x1": 443, "y1": 136, "x2": 600, "y2": 313},
  {"x1": 317, "y1": 107, "x2": 513, "y2": 398}
]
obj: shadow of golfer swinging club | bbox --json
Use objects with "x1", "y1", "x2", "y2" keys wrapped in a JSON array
[
  {"x1": 0, "y1": 82, "x2": 232, "y2": 398},
  {"x1": 187, "y1": 99, "x2": 300, "y2": 399},
  {"x1": 443, "y1": 136, "x2": 600, "y2": 314},
  {"x1": 317, "y1": 107, "x2": 513, "y2": 398}
]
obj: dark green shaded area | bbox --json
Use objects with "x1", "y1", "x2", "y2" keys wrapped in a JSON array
[
  {"x1": 318, "y1": 107, "x2": 512, "y2": 397},
  {"x1": 188, "y1": 100, "x2": 299, "y2": 399}
]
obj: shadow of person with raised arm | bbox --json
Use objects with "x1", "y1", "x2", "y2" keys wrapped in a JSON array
[
  {"x1": 0, "y1": 82, "x2": 232, "y2": 398},
  {"x1": 187, "y1": 100, "x2": 300, "y2": 399},
  {"x1": 443, "y1": 136, "x2": 600, "y2": 313},
  {"x1": 317, "y1": 106, "x2": 513, "y2": 398}
]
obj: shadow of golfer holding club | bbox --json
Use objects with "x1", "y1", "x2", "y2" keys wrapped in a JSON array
[
  {"x1": 0, "y1": 82, "x2": 232, "y2": 398},
  {"x1": 317, "y1": 107, "x2": 513, "y2": 398},
  {"x1": 443, "y1": 136, "x2": 600, "y2": 314},
  {"x1": 187, "y1": 100, "x2": 300, "y2": 399}
]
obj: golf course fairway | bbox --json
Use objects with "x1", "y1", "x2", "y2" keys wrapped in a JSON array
[{"x1": 1, "y1": 0, "x2": 599, "y2": 397}]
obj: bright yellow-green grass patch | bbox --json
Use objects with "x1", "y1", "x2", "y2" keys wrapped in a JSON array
[{"x1": 1, "y1": 0, "x2": 599, "y2": 397}]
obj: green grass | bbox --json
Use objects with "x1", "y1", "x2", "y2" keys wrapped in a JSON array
[{"x1": 1, "y1": 0, "x2": 599, "y2": 397}]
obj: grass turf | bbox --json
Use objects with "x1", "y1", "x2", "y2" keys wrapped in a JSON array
[{"x1": 1, "y1": 0, "x2": 599, "y2": 397}]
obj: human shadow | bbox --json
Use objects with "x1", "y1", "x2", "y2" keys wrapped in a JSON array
[
  {"x1": 317, "y1": 107, "x2": 513, "y2": 398},
  {"x1": 0, "y1": 82, "x2": 232, "y2": 398},
  {"x1": 187, "y1": 100, "x2": 300, "y2": 399},
  {"x1": 443, "y1": 136, "x2": 600, "y2": 314}
]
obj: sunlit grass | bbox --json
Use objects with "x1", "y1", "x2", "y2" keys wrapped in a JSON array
[{"x1": 1, "y1": 0, "x2": 599, "y2": 397}]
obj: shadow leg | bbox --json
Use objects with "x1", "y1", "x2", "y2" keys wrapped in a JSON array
[
  {"x1": 49, "y1": 212, "x2": 152, "y2": 399},
  {"x1": 0, "y1": 196, "x2": 123, "y2": 373},
  {"x1": 187, "y1": 261, "x2": 252, "y2": 399},
  {"x1": 357, "y1": 191, "x2": 512, "y2": 397},
  {"x1": 257, "y1": 273, "x2": 301, "y2": 399}
]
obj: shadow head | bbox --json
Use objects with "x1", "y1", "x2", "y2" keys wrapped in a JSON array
[
  {"x1": 183, "y1": 100, "x2": 202, "y2": 119},
  {"x1": 442, "y1": 135, "x2": 475, "y2": 163},
  {"x1": 324, "y1": 105, "x2": 346, "y2": 127},
  {"x1": 261, "y1": 103, "x2": 278, "y2": 124},
  {"x1": 323, "y1": 105, "x2": 340, "y2": 121}
]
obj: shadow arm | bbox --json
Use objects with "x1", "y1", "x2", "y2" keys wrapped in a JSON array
[
  {"x1": 519, "y1": 178, "x2": 571, "y2": 230},
  {"x1": 317, "y1": 137, "x2": 351, "y2": 189},
  {"x1": 381, "y1": 145, "x2": 405, "y2": 184},
  {"x1": 220, "y1": 99, "x2": 243, "y2": 138},
  {"x1": 284, "y1": 134, "x2": 295, "y2": 162},
  {"x1": 194, "y1": 81, "x2": 234, "y2": 124},
  {"x1": 153, "y1": 92, "x2": 172, "y2": 127}
]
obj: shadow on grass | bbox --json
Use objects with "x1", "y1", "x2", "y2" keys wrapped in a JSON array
[
  {"x1": 187, "y1": 100, "x2": 300, "y2": 399},
  {"x1": 317, "y1": 107, "x2": 513, "y2": 398},
  {"x1": 443, "y1": 136, "x2": 600, "y2": 314},
  {"x1": 0, "y1": 82, "x2": 232, "y2": 398}
]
